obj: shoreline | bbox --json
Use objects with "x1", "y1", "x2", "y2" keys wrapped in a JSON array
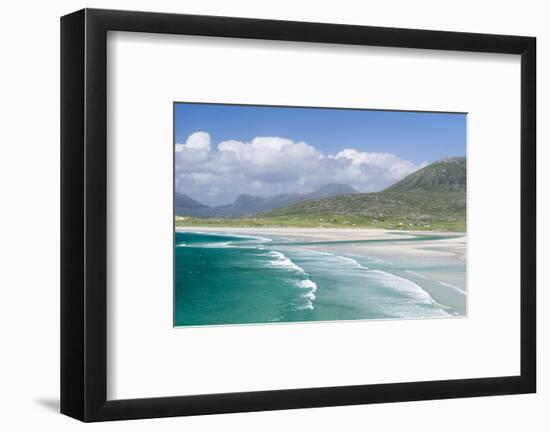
[
  {"x1": 176, "y1": 225, "x2": 467, "y2": 262},
  {"x1": 175, "y1": 225, "x2": 465, "y2": 239},
  {"x1": 175, "y1": 226, "x2": 467, "y2": 317}
]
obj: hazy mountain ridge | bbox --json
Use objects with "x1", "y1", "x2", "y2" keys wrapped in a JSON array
[
  {"x1": 176, "y1": 157, "x2": 467, "y2": 230},
  {"x1": 175, "y1": 183, "x2": 358, "y2": 218},
  {"x1": 174, "y1": 193, "x2": 209, "y2": 209}
]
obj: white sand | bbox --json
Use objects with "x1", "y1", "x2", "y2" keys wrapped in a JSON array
[
  {"x1": 178, "y1": 226, "x2": 415, "y2": 241},
  {"x1": 176, "y1": 226, "x2": 466, "y2": 261},
  {"x1": 334, "y1": 236, "x2": 466, "y2": 262}
]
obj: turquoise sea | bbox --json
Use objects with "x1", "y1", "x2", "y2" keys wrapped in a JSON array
[{"x1": 174, "y1": 231, "x2": 467, "y2": 326}]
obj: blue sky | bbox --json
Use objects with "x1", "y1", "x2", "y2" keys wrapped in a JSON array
[
  {"x1": 174, "y1": 103, "x2": 466, "y2": 205},
  {"x1": 174, "y1": 103, "x2": 466, "y2": 166}
]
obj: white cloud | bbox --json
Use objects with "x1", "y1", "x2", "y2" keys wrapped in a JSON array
[
  {"x1": 334, "y1": 149, "x2": 427, "y2": 181},
  {"x1": 181, "y1": 131, "x2": 211, "y2": 150},
  {"x1": 215, "y1": 137, "x2": 322, "y2": 183},
  {"x1": 175, "y1": 132, "x2": 426, "y2": 206},
  {"x1": 175, "y1": 131, "x2": 211, "y2": 165}
]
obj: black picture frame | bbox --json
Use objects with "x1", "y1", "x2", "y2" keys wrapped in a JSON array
[{"x1": 61, "y1": 8, "x2": 536, "y2": 422}]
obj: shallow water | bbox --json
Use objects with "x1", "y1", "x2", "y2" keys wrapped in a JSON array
[{"x1": 174, "y1": 231, "x2": 466, "y2": 326}]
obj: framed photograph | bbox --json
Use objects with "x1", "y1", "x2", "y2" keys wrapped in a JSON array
[{"x1": 61, "y1": 8, "x2": 536, "y2": 422}]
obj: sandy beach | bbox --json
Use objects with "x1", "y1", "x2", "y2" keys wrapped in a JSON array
[
  {"x1": 175, "y1": 226, "x2": 466, "y2": 261},
  {"x1": 177, "y1": 225, "x2": 395, "y2": 240}
]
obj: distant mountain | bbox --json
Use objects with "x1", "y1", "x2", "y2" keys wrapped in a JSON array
[
  {"x1": 174, "y1": 183, "x2": 359, "y2": 217},
  {"x1": 174, "y1": 193, "x2": 212, "y2": 218},
  {"x1": 175, "y1": 193, "x2": 208, "y2": 210},
  {"x1": 306, "y1": 183, "x2": 359, "y2": 200},
  {"x1": 231, "y1": 194, "x2": 277, "y2": 215},
  {"x1": 384, "y1": 157, "x2": 466, "y2": 193}
]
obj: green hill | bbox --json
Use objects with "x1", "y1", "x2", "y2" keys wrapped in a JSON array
[
  {"x1": 176, "y1": 157, "x2": 467, "y2": 231},
  {"x1": 384, "y1": 157, "x2": 466, "y2": 192},
  {"x1": 260, "y1": 190, "x2": 465, "y2": 230}
]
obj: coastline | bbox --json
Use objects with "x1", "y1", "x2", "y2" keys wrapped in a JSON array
[
  {"x1": 175, "y1": 226, "x2": 467, "y2": 323},
  {"x1": 175, "y1": 226, "x2": 466, "y2": 260},
  {"x1": 175, "y1": 225, "x2": 465, "y2": 240}
]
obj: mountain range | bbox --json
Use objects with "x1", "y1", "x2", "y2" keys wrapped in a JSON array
[
  {"x1": 176, "y1": 157, "x2": 466, "y2": 230},
  {"x1": 175, "y1": 183, "x2": 359, "y2": 218}
]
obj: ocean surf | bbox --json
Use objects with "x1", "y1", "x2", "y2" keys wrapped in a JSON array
[{"x1": 174, "y1": 231, "x2": 466, "y2": 326}]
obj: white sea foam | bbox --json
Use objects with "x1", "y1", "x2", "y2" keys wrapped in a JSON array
[
  {"x1": 370, "y1": 270, "x2": 451, "y2": 317},
  {"x1": 405, "y1": 270, "x2": 429, "y2": 280},
  {"x1": 185, "y1": 231, "x2": 272, "y2": 244},
  {"x1": 265, "y1": 251, "x2": 308, "y2": 275},
  {"x1": 264, "y1": 251, "x2": 318, "y2": 310},
  {"x1": 233, "y1": 234, "x2": 272, "y2": 243},
  {"x1": 401, "y1": 270, "x2": 467, "y2": 297},
  {"x1": 298, "y1": 279, "x2": 318, "y2": 290},
  {"x1": 222, "y1": 233, "x2": 272, "y2": 243},
  {"x1": 282, "y1": 249, "x2": 369, "y2": 271},
  {"x1": 201, "y1": 241, "x2": 232, "y2": 247},
  {"x1": 298, "y1": 279, "x2": 318, "y2": 300},
  {"x1": 296, "y1": 279, "x2": 317, "y2": 310},
  {"x1": 336, "y1": 255, "x2": 369, "y2": 270},
  {"x1": 438, "y1": 281, "x2": 467, "y2": 295},
  {"x1": 296, "y1": 283, "x2": 317, "y2": 309},
  {"x1": 302, "y1": 250, "x2": 335, "y2": 256},
  {"x1": 365, "y1": 256, "x2": 394, "y2": 266}
]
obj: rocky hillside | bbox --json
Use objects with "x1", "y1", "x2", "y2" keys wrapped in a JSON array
[{"x1": 384, "y1": 157, "x2": 466, "y2": 192}]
